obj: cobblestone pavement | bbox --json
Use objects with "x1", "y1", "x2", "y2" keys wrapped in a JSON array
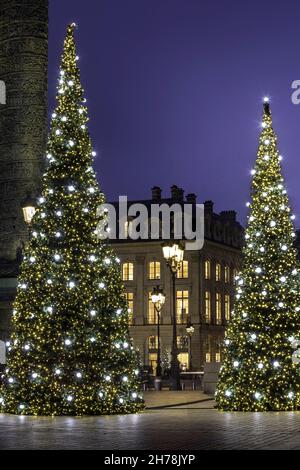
[{"x1": 1, "y1": 392, "x2": 300, "y2": 449}]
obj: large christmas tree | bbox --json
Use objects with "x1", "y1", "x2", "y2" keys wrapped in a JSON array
[
  {"x1": 216, "y1": 99, "x2": 300, "y2": 411},
  {"x1": 0, "y1": 24, "x2": 144, "y2": 416}
]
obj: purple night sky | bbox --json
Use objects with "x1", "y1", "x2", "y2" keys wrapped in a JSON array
[{"x1": 49, "y1": 0, "x2": 300, "y2": 224}]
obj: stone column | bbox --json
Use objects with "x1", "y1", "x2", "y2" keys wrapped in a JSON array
[{"x1": 0, "y1": 0, "x2": 48, "y2": 339}]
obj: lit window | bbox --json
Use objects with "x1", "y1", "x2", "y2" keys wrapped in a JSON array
[
  {"x1": 205, "y1": 291, "x2": 211, "y2": 324},
  {"x1": 233, "y1": 268, "x2": 239, "y2": 284},
  {"x1": 122, "y1": 262, "x2": 134, "y2": 281},
  {"x1": 176, "y1": 290, "x2": 189, "y2": 324},
  {"x1": 216, "y1": 352, "x2": 221, "y2": 363},
  {"x1": 205, "y1": 339, "x2": 211, "y2": 363},
  {"x1": 216, "y1": 293, "x2": 222, "y2": 325},
  {"x1": 149, "y1": 261, "x2": 161, "y2": 280},
  {"x1": 178, "y1": 352, "x2": 189, "y2": 371},
  {"x1": 216, "y1": 263, "x2": 221, "y2": 282},
  {"x1": 125, "y1": 292, "x2": 134, "y2": 325},
  {"x1": 177, "y1": 260, "x2": 189, "y2": 279},
  {"x1": 177, "y1": 335, "x2": 188, "y2": 349},
  {"x1": 148, "y1": 292, "x2": 157, "y2": 324},
  {"x1": 205, "y1": 260, "x2": 211, "y2": 279},
  {"x1": 148, "y1": 352, "x2": 157, "y2": 375},
  {"x1": 225, "y1": 295, "x2": 231, "y2": 322},
  {"x1": 148, "y1": 335, "x2": 158, "y2": 349},
  {"x1": 225, "y1": 266, "x2": 230, "y2": 283}
]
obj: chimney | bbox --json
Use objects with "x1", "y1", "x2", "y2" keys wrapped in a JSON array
[
  {"x1": 171, "y1": 185, "x2": 179, "y2": 200},
  {"x1": 152, "y1": 186, "x2": 162, "y2": 201},
  {"x1": 220, "y1": 211, "x2": 236, "y2": 222},
  {"x1": 171, "y1": 185, "x2": 184, "y2": 201},
  {"x1": 204, "y1": 200, "x2": 214, "y2": 215},
  {"x1": 186, "y1": 193, "x2": 197, "y2": 204}
]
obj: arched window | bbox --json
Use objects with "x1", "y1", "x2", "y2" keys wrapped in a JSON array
[
  {"x1": 216, "y1": 263, "x2": 221, "y2": 281},
  {"x1": 205, "y1": 260, "x2": 211, "y2": 279}
]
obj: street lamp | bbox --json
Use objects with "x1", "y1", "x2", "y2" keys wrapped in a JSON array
[
  {"x1": 186, "y1": 321, "x2": 195, "y2": 371},
  {"x1": 22, "y1": 193, "x2": 36, "y2": 224},
  {"x1": 162, "y1": 241, "x2": 185, "y2": 390},
  {"x1": 151, "y1": 286, "x2": 166, "y2": 379}
]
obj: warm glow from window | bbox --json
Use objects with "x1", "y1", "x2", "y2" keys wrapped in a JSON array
[
  {"x1": 177, "y1": 335, "x2": 188, "y2": 349},
  {"x1": 205, "y1": 352, "x2": 211, "y2": 363},
  {"x1": 176, "y1": 290, "x2": 189, "y2": 324},
  {"x1": 122, "y1": 262, "x2": 134, "y2": 281},
  {"x1": 148, "y1": 292, "x2": 157, "y2": 324},
  {"x1": 216, "y1": 293, "x2": 222, "y2": 325},
  {"x1": 205, "y1": 260, "x2": 211, "y2": 279},
  {"x1": 216, "y1": 263, "x2": 221, "y2": 281},
  {"x1": 225, "y1": 266, "x2": 230, "y2": 283},
  {"x1": 148, "y1": 335, "x2": 158, "y2": 349},
  {"x1": 148, "y1": 352, "x2": 158, "y2": 375},
  {"x1": 205, "y1": 291, "x2": 211, "y2": 324},
  {"x1": 149, "y1": 261, "x2": 161, "y2": 280},
  {"x1": 125, "y1": 292, "x2": 134, "y2": 325},
  {"x1": 225, "y1": 294, "x2": 231, "y2": 322},
  {"x1": 216, "y1": 352, "x2": 221, "y2": 363},
  {"x1": 178, "y1": 352, "x2": 189, "y2": 371},
  {"x1": 177, "y1": 260, "x2": 189, "y2": 279}
]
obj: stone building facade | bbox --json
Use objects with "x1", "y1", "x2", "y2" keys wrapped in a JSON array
[
  {"x1": 111, "y1": 186, "x2": 244, "y2": 372},
  {"x1": 0, "y1": 0, "x2": 48, "y2": 339}
]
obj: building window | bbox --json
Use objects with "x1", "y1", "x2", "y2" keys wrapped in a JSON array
[
  {"x1": 225, "y1": 294, "x2": 231, "y2": 322},
  {"x1": 215, "y1": 340, "x2": 221, "y2": 363},
  {"x1": 177, "y1": 335, "x2": 188, "y2": 349},
  {"x1": 122, "y1": 262, "x2": 134, "y2": 281},
  {"x1": 177, "y1": 260, "x2": 189, "y2": 279},
  {"x1": 149, "y1": 261, "x2": 161, "y2": 280},
  {"x1": 233, "y1": 268, "x2": 239, "y2": 284},
  {"x1": 148, "y1": 352, "x2": 157, "y2": 375},
  {"x1": 216, "y1": 293, "x2": 222, "y2": 325},
  {"x1": 225, "y1": 266, "x2": 230, "y2": 283},
  {"x1": 205, "y1": 260, "x2": 211, "y2": 279},
  {"x1": 205, "y1": 340, "x2": 211, "y2": 363},
  {"x1": 216, "y1": 263, "x2": 221, "y2": 282},
  {"x1": 125, "y1": 292, "x2": 134, "y2": 325},
  {"x1": 148, "y1": 292, "x2": 157, "y2": 324},
  {"x1": 176, "y1": 290, "x2": 189, "y2": 324},
  {"x1": 148, "y1": 335, "x2": 158, "y2": 349},
  {"x1": 205, "y1": 291, "x2": 211, "y2": 324},
  {"x1": 178, "y1": 352, "x2": 189, "y2": 371}
]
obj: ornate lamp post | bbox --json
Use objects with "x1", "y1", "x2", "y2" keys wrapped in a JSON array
[
  {"x1": 151, "y1": 286, "x2": 166, "y2": 379},
  {"x1": 162, "y1": 241, "x2": 185, "y2": 390},
  {"x1": 186, "y1": 321, "x2": 195, "y2": 371},
  {"x1": 22, "y1": 193, "x2": 36, "y2": 225}
]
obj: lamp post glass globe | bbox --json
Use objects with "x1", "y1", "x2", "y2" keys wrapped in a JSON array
[
  {"x1": 22, "y1": 194, "x2": 36, "y2": 224},
  {"x1": 151, "y1": 286, "x2": 166, "y2": 312},
  {"x1": 162, "y1": 241, "x2": 184, "y2": 272},
  {"x1": 23, "y1": 206, "x2": 36, "y2": 224}
]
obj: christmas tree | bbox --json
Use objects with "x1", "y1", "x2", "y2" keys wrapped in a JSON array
[
  {"x1": 216, "y1": 99, "x2": 300, "y2": 411},
  {"x1": 0, "y1": 24, "x2": 144, "y2": 416}
]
